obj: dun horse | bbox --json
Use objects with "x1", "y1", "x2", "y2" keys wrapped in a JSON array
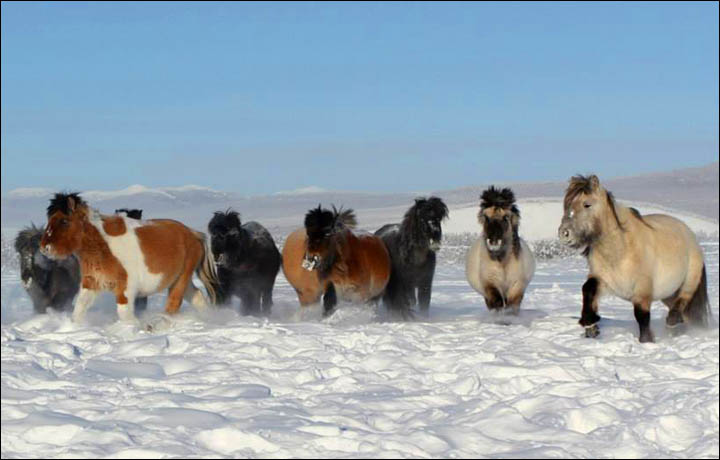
[
  {"x1": 466, "y1": 187, "x2": 535, "y2": 313},
  {"x1": 558, "y1": 175, "x2": 710, "y2": 342},
  {"x1": 282, "y1": 205, "x2": 391, "y2": 316},
  {"x1": 375, "y1": 197, "x2": 449, "y2": 318},
  {"x1": 40, "y1": 193, "x2": 219, "y2": 322}
]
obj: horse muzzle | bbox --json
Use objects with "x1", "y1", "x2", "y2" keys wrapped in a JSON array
[
  {"x1": 558, "y1": 223, "x2": 578, "y2": 247},
  {"x1": 486, "y1": 238, "x2": 503, "y2": 252},
  {"x1": 302, "y1": 253, "x2": 320, "y2": 271},
  {"x1": 429, "y1": 239, "x2": 441, "y2": 252}
]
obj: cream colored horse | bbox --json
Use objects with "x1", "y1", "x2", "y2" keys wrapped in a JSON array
[
  {"x1": 466, "y1": 187, "x2": 535, "y2": 313},
  {"x1": 558, "y1": 175, "x2": 709, "y2": 342}
]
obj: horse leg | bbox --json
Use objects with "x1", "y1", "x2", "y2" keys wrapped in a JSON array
[
  {"x1": 116, "y1": 289, "x2": 137, "y2": 323},
  {"x1": 506, "y1": 283, "x2": 525, "y2": 315},
  {"x1": 164, "y1": 272, "x2": 191, "y2": 314},
  {"x1": 30, "y1": 289, "x2": 50, "y2": 314},
  {"x1": 183, "y1": 281, "x2": 211, "y2": 313},
  {"x1": 239, "y1": 287, "x2": 261, "y2": 316},
  {"x1": 483, "y1": 284, "x2": 505, "y2": 311},
  {"x1": 134, "y1": 296, "x2": 148, "y2": 314},
  {"x1": 417, "y1": 277, "x2": 434, "y2": 318},
  {"x1": 633, "y1": 297, "x2": 654, "y2": 343},
  {"x1": 72, "y1": 288, "x2": 99, "y2": 323},
  {"x1": 323, "y1": 283, "x2": 337, "y2": 317},
  {"x1": 261, "y1": 282, "x2": 274, "y2": 316},
  {"x1": 580, "y1": 277, "x2": 602, "y2": 337}
]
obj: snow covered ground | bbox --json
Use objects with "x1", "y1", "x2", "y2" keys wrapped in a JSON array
[{"x1": 1, "y1": 236, "x2": 718, "y2": 458}]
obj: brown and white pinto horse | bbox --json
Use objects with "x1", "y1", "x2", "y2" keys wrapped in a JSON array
[
  {"x1": 282, "y1": 206, "x2": 391, "y2": 316},
  {"x1": 40, "y1": 193, "x2": 219, "y2": 323}
]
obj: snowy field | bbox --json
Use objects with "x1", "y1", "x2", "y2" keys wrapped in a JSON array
[{"x1": 1, "y1": 237, "x2": 718, "y2": 458}]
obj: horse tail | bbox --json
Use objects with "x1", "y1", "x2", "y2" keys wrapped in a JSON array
[
  {"x1": 685, "y1": 264, "x2": 710, "y2": 327},
  {"x1": 194, "y1": 231, "x2": 220, "y2": 305}
]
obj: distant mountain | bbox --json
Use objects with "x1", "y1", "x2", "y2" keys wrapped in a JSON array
[{"x1": 2, "y1": 162, "x2": 717, "y2": 236}]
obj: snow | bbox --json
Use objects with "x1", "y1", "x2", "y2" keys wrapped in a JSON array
[
  {"x1": 4, "y1": 188, "x2": 55, "y2": 199},
  {"x1": 1, "y1": 234, "x2": 718, "y2": 457},
  {"x1": 81, "y1": 185, "x2": 177, "y2": 202},
  {"x1": 273, "y1": 186, "x2": 330, "y2": 196}
]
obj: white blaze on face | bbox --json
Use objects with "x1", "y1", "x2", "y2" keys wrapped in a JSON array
[{"x1": 89, "y1": 212, "x2": 163, "y2": 297}]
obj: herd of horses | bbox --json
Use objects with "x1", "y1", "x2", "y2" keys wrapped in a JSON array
[{"x1": 14, "y1": 175, "x2": 711, "y2": 343}]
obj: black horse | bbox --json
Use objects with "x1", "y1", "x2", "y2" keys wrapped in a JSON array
[
  {"x1": 375, "y1": 197, "x2": 449, "y2": 319},
  {"x1": 208, "y1": 210, "x2": 281, "y2": 316},
  {"x1": 15, "y1": 224, "x2": 81, "y2": 314}
]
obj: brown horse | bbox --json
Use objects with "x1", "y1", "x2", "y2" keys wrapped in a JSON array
[
  {"x1": 282, "y1": 205, "x2": 391, "y2": 316},
  {"x1": 558, "y1": 175, "x2": 710, "y2": 342},
  {"x1": 40, "y1": 192, "x2": 219, "y2": 323}
]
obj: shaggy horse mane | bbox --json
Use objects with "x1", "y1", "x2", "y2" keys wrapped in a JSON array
[
  {"x1": 14, "y1": 224, "x2": 44, "y2": 253},
  {"x1": 47, "y1": 192, "x2": 86, "y2": 217},
  {"x1": 209, "y1": 209, "x2": 242, "y2": 233},
  {"x1": 304, "y1": 205, "x2": 357, "y2": 235},
  {"x1": 480, "y1": 186, "x2": 519, "y2": 217}
]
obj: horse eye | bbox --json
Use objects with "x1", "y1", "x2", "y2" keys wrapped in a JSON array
[
  {"x1": 503, "y1": 215, "x2": 509, "y2": 222},
  {"x1": 60, "y1": 218, "x2": 69, "y2": 226},
  {"x1": 583, "y1": 203, "x2": 592, "y2": 209}
]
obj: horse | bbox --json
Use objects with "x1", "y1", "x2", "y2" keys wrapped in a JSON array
[
  {"x1": 282, "y1": 205, "x2": 391, "y2": 316},
  {"x1": 466, "y1": 187, "x2": 535, "y2": 314},
  {"x1": 558, "y1": 175, "x2": 710, "y2": 343},
  {"x1": 375, "y1": 197, "x2": 449, "y2": 319},
  {"x1": 40, "y1": 192, "x2": 219, "y2": 323},
  {"x1": 15, "y1": 224, "x2": 80, "y2": 314},
  {"x1": 208, "y1": 210, "x2": 281, "y2": 316}
]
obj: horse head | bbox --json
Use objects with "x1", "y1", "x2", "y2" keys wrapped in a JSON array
[
  {"x1": 208, "y1": 210, "x2": 250, "y2": 268},
  {"x1": 302, "y1": 205, "x2": 356, "y2": 277},
  {"x1": 479, "y1": 186, "x2": 520, "y2": 260},
  {"x1": 558, "y1": 175, "x2": 622, "y2": 252},
  {"x1": 40, "y1": 192, "x2": 88, "y2": 260},
  {"x1": 402, "y1": 196, "x2": 449, "y2": 253}
]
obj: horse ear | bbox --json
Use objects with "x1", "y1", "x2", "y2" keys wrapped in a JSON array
[
  {"x1": 67, "y1": 196, "x2": 77, "y2": 212},
  {"x1": 589, "y1": 175, "x2": 600, "y2": 191}
]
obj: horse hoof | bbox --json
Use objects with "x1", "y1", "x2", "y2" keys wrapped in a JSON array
[
  {"x1": 584, "y1": 324, "x2": 600, "y2": 338},
  {"x1": 666, "y1": 322, "x2": 687, "y2": 337},
  {"x1": 639, "y1": 332, "x2": 655, "y2": 343}
]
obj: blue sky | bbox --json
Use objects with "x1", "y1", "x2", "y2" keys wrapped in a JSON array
[{"x1": 1, "y1": 2, "x2": 718, "y2": 194}]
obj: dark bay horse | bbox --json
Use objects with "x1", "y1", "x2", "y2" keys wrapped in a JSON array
[
  {"x1": 558, "y1": 175, "x2": 710, "y2": 342},
  {"x1": 283, "y1": 205, "x2": 391, "y2": 316},
  {"x1": 375, "y1": 197, "x2": 449, "y2": 319},
  {"x1": 208, "y1": 210, "x2": 281, "y2": 316},
  {"x1": 40, "y1": 193, "x2": 219, "y2": 323}
]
